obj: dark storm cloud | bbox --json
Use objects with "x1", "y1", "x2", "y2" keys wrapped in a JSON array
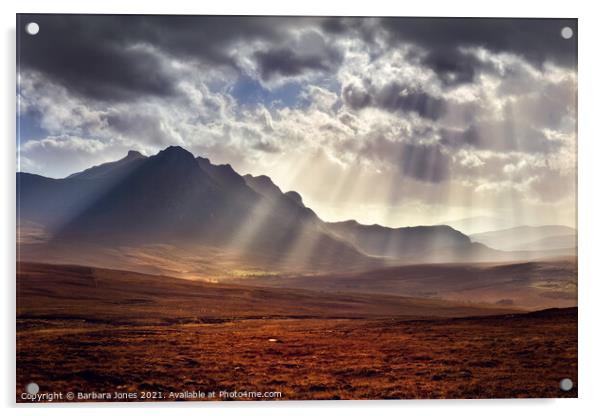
[
  {"x1": 320, "y1": 17, "x2": 380, "y2": 44},
  {"x1": 253, "y1": 28, "x2": 344, "y2": 81},
  {"x1": 19, "y1": 15, "x2": 178, "y2": 101},
  {"x1": 19, "y1": 15, "x2": 577, "y2": 103},
  {"x1": 255, "y1": 46, "x2": 342, "y2": 81},
  {"x1": 18, "y1": 14, "x2": 300, "y2": 101},
  {"x1": 420, "y1": 50, "x2": 480, "y2": 86},
  {"x1": 322, "y1": 17, "x2": 576, "y2": 86},
  {"x1": 381, "y1": 18, "x2": 577, "y2": 67},
  {"x1": 342, "y1": 82, "x2": 446, "y2": 120},
  {"x1": 320, "y1": 17, "x2": 349, "y2": 34},
  {"x1": 380, "y1": 18, "x2": 577, "y2": 85}
]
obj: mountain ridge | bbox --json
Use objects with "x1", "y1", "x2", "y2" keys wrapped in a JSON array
[
  {"x1": 17, "y1": 145, "x2": 574, "y2": 272},
  {"x1": 18, "y1": 146, "x2": 371, "y2": 270}
]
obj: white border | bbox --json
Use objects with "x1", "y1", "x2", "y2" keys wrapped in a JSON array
[{"x1": 2, "y1": 1, "x2": 601, "y2": 415}]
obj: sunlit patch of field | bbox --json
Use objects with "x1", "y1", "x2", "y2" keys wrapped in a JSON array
[{"x1": 17, "y1": 240, "x2": 329, "y2": 281}]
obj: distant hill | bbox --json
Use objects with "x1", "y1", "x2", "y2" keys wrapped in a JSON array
[
  {"x1": 440, "y1": 216, "x2": 518, "y2": 235},
  {"x1": 470, "y1": 225, "x2": 577, "y2": 252},
  {"x1": 325, "y1": 220, "x2": 473, "y2": 260}
]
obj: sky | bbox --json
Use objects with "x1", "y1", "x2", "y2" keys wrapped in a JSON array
[{"x1": 17, "y1": 15, "x2": 577, "y2": 230}]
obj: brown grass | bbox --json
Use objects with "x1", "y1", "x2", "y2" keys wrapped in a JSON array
[{"x1": 16, "y1": 263, "x2": 577, "y2": 401}]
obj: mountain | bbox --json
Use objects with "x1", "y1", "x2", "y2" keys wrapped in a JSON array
[
  {"x1": 440, "y1": 216, "x2": 518, "y2": 235},
  {"x1": 18, "y1": 145, "x2": 569, "y2": 273},
  {"x1": 17, "y1": 146, "x2": 372, "y2": 270},
  {"x1": 470, "y1": 226, "x2": 577, "y2": 252},
  {"x1": 67, "y1": 150, "x2": 146, "y2": 180},
  {"x1": 44, "y1": 146, "x2": 223, "y2": 241},
  {"x1": 325, "y1": 220, "x2": 474, "y2": 260},
  {"x1": 322, "y1": 220, "x2": 571, "y2": 263},
  {"x1": 18, "y1": 150, "x2": 151, "y2": 231}
]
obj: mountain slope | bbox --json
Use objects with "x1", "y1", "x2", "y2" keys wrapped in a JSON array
[
  {"x1": 67, "y1": 150, "x2": 147, "y2": 180},
  {"x1": 54, "y1": 146, "x2": 225, "y2": 241},
  {"x1": 325, "y1": 220, "x2": 473, "y2": 260},
  {"x1": 18, "y1": 145, "x2": 569, "y2": 272},
  {"x1": 18, "y1": 150, "x2": 150, "y2": 231},
  {"x1": 441, "y1": 216, "x2": 517, "y2": 235},
  {"x1": 18, "y1": 146, "x2": 373, "y2": 270}
]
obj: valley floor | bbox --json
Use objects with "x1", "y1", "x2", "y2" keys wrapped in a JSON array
[{"x1": 16, "y1": 263, "x2": 577, "y2": 401}]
